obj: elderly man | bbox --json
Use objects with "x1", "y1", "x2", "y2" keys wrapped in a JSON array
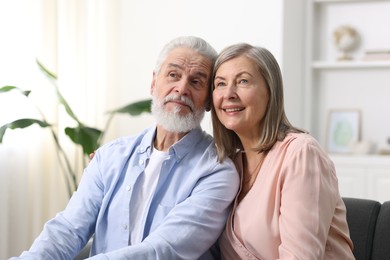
[{"x1": 12, "y1": 36, "x2": 239, "y2": 259}]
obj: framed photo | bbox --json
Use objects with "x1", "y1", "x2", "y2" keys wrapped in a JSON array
[{"x1": 326, "y1": 109, "x2": 361, "y2": 153}]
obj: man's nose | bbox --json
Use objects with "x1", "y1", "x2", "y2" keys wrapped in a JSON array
[{"x1": 174, "y1": 79, "x2": 190, "y2": 95}]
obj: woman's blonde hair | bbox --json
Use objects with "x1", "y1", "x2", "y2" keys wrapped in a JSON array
[{"x1": 211, "y1": 43, "x2": 304, "y2": 161}]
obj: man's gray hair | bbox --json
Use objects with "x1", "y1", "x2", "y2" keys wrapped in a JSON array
[{"x1": 154, "y1": 36, "x2": 217, "y2": 74}]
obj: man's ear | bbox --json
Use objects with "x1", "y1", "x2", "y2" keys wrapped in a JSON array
[
  {"x1": 150, "y1": 71, "x2": 157, "y2": 95},
  {"x1": 205, "y1": 98, "x2": 211, "y2": 112},
  {"x1": 205, "y1": 83, "x2": 212, "y2": 112}
]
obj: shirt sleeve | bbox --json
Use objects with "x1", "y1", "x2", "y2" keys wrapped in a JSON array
[
  {"x1": 13, "y1": 151, "x2": 105, "y2": 260},
  {"x1": 278, "y1": 136, "x2": 339, "y2": 259},
  {"x1": 88, "y1": 159, "x2": 240, "y2": 260}
]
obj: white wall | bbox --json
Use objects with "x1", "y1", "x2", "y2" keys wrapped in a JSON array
[
  {"x1": 0, "y1": 0, "x2": 284, "y2": 257},
  {"x1": 0, "y1": 1, "x2": 68, "y2": 258},
  {"x1": 282, "y1": 0, "x2": 306, "y2": 128},
  {"x1": 109, "y1": 0, "x2": 284, "y2": 138}
]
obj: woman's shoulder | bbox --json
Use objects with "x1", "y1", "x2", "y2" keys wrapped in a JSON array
[
  {"x1": 283, "y1": 132, "x2": 318, "y2": 145},
  {"x1": 276, "y1": 132, "x2": 327, "y2": 156},
  {"x1": 270, "y1": 133, "x2": 335, "y2": 176}
]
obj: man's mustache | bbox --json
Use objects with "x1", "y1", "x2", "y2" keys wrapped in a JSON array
[{"x1": 163, "y1": 95, "x2": 195, "y2": 112}]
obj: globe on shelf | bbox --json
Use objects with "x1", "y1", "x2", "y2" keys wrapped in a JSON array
[{"x1": 333, "y1": 25, "x2": 360, "y2": 61}]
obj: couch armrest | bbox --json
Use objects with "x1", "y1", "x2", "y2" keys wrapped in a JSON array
[
  {"x1": 342, "y1": 197, "x2": 381, "y2": 260},
  {"x1": 372, "y1": 201, "x2": 390, "y2": 260}
]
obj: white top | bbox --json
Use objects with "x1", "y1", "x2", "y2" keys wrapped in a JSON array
[{"x1": 129, "y1": 146, "x2": 169, "y2": 244}]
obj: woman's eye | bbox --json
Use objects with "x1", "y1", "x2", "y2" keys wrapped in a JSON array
[
  {"x1": 239, "y1": 79, "x2": 248, "y2": 84},
  {"x1": 215, "y1": 81, "x2": 225, "y2": 87}
]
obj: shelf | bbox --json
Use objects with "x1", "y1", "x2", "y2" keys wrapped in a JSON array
[
  {"x1": 330, "y1": 154, "x2": 390, "y2": 165},
  {"x1": 314, "y1": 0, "x2": 389, "y2": 3},
  {"x1": 290, "y1": 0, "x2": 390, "y2": 202},
  {"x1": 304, "y1": 0, "x2": 390, "y2": 151},
  {"x1": 312, "y1": 60, "x2": 390, "y2": 69}
]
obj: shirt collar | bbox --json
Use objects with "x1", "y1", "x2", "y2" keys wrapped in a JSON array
[
  {"x1": 169, "y1": 127, "x2": 203, "y2": 161},
  {"x1": 138, "y1": 126, "x2": 204, "y2": 162}
]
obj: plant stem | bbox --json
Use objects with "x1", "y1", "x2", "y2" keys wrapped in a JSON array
[
  {"x1": 34, "y1": 102, "x2": 77, "y2": 197},
  {"x1": 49, "y1": 128, "x2": 77, "y2": 197},
  {"x1": 97, "y1": 113, "x2": 114, "y2": 148}
]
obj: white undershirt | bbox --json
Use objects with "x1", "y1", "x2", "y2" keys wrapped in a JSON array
[{"x1": 129, "y1": 146, "x2": 169, "y2": 245}]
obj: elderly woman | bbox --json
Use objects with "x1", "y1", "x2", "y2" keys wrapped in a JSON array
[{"x1": 211, "y1": 43, "x2": 355, "y2": 260}]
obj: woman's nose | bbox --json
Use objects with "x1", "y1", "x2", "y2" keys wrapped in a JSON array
[{"x1": 224, "y1": 85, "x2": 238, "y2": 99}]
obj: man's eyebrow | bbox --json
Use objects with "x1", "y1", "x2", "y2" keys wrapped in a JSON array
[
  {"x1": 194, "y1": 71, "x2": 208, "y2": 80},
  {"x1": 167, "y1": 63, "x2": 208, "y2": 79},
  {"x1": 167, "y1": 63, "x2": 182, "y2": 70}
]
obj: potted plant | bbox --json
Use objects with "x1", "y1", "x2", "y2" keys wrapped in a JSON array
[{"x1": 0, "y1": 60, "x2": 152, "y2": 197}]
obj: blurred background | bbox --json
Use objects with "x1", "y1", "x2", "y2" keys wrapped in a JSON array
[
  {"x1": 0, "y1": 0, "x2": 286, "y2": 257},
  {"x1": 1, "y1": 0, "x2": 390, "y2": 258}
]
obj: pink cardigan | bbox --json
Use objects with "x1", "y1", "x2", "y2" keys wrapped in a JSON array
[{"x1": 219, "y1": 133, "x2": 355, "y2": 260}]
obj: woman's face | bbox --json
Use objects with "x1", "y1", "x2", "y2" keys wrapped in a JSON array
[{"x1": 213, "y1": 55, "x2": 269, "y2": 138}]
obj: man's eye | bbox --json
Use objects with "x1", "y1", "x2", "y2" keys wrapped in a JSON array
[
  {"x1": 169, "y1": 72, "x2": 177, "y2": 78},
  {"x1": 191, "y1": 79, "x2": 200, "y2": 85}
]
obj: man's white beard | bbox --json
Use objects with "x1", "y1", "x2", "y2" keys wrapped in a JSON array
[{"x1": 151, "y1": 93, "x2": 205, "y2": 133}]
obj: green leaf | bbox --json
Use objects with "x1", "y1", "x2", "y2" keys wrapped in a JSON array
[
  {"x1": 65, "y1": 126, "x2": 102, "y2": 155},
  {"x1": 36, "y1": 59, "x2": 57, "y2": 80},
  {"x1": 0, "y1": 118, "x2": 51, "y2": 143},
  {"x1": 55, "y1": 88, "x2": 81, "y2": 123},
  {"x1": 0, "y1": 86, "x2": 31, "y2": 96},
  {"x1": 109, "y1": 99, "x2": 152, "y2": 116},
  {"x1": 36, "y1": 60, "x2": 81, "y2": 124},
  {"x1": 0, "y1": 86, "x2": 18, "y2": 93}
]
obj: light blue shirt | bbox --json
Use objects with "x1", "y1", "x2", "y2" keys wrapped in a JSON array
[{"x1": 16, "y1": 126, "x2": 239, "y2": 259}]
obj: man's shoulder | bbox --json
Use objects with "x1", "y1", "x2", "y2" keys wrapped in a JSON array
[
  {"x1": 178, "y1": 128, "x2": 236, "y2": 173},
  {"x1": 97, "y1": 127, "x2": 154, "y2": 156},
  {"x1": 188, "y1": 128, "x2": 213, "y2": 142},
  {"x1": 172, "y1": 128, "x2": 212, "y2": 154}
]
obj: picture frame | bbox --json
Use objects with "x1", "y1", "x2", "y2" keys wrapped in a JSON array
[{"x1": 326, "y1": 109, "x2": 361, "y2": 154}]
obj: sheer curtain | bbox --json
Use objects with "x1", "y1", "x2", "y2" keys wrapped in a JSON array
[{"x1": 0, "y1": 0, "x2": 118, "y2": 258}]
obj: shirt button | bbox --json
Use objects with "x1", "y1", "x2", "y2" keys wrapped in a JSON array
[
  {"x1": 126, "y1": 185, "x2": 131, "y2": 191},
  {"x1": 123, "y1": 224, "x2": 128, "y2": 230},
  {"x1": 139, "y1": 159, "x2": 144, "y2": 165}
]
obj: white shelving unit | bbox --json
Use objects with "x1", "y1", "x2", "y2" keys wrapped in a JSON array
[
  {"x1": 304, "y1": 0, "x2": 390, "y2": 149},
  {"x1": 284, "y1": 0, "x2": 390, "y2": 202},
  {"x1": 331, "y1": 154, "x2": 390, "y2": 203}
]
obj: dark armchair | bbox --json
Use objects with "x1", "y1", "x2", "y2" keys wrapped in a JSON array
[{"x1": 342, "y1": 197, "x2": 390, "y2": 260}]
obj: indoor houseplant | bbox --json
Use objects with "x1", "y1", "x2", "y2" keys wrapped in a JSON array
[{"x1": 0, "y1": 60, "x2": 152, "y2": 197}]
